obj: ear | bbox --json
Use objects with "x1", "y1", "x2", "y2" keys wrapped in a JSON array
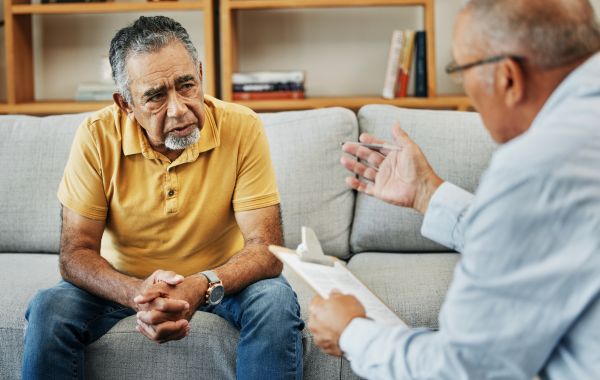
[
  {"x1": 199, "y1": 62, "x2": 203, "y2": 81},
  {"x1": 495, "y1": 58, "x2": 525, "y2": 108},
  {"x1": 113, "y1": 92, "x2": 136, "y2": 122}
]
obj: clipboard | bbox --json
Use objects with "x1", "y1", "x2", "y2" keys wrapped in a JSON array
[{"x1": 269, "y1": 227, "x2": 406, "y2": 326}]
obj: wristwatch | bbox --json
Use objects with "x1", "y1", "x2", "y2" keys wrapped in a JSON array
[{"x1": 200, "y1": 270, "x2": 225, "y2": 306}]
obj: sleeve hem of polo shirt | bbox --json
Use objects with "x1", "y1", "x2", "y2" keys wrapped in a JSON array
[
  {"x1": 233, "y1": 193, "x2": 280, "y2": 212},
  {"x1": 420, "y1": 182, "x2": 474, "y2": 250},
  {"x1": 57, "y1": 190, "x2": 107, "y2": 221}
]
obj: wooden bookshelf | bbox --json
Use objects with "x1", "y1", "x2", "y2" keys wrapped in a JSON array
[
  {"x1": 1, "y1": 0, "x2": 215, "y2": 115},
  {"x1": 220, "y1": 0, "x2": 470, "y2": 111}
]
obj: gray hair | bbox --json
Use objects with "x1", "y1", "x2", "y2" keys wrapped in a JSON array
[
  {"x1": 462, "y1": 0, "x2": 600, "y2": 69},
  {"x1": 109, "y1": 16, "x2": 200, "y2": 104}
]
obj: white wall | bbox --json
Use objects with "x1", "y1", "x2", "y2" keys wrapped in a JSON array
[{"x1": 0, "y1": 0, "x2": 599, "y2": 101}]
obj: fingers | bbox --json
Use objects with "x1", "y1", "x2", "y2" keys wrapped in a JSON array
[
  {"x1": 136, "y1": 318, "x2": 190, "y2": 344},
  {"x1": 340, "y1": 156, "x2": 378, "y2": 183},
  {"x1": 392, "y1": 123, "x2": 411, "y2": 145},
  {"x1": 358, "y1": 132, "x2": 386, "y2": 145},
  {"x1": 137, "y1": 300, "x2": 190, "y2": 325},
  {"x1": 341, "y1": 144, "x2": 386, "y2": 167},
  {"x1": 133, "y1": 281, "x2": 174, "y2": 305},
  {"x1": 151, "y1": 270, "x2": 184, "y2": 286},
  {"x1": 345, "y1": 177, "x2": 374, "y2": 197}
]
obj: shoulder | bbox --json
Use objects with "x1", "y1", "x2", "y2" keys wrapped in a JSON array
[
  {"x1": 204, "y1": 95, "x2": 262, "y2": 134},
  {"x1": 76, "y1": 104, "x2": 124, "y2": 143}
]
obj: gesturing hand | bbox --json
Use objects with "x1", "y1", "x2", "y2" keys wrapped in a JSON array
[{"x1": 341, "y1": 123, "x2": 443, "y2": 214}]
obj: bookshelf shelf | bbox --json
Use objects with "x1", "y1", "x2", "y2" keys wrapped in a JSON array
[
  {"x1": 227, "y1": 0, "x2": 429, "y2": 10},
  {"x1": 0, "y1": 101, "x2": 113, "y2": 115},
  {"x1": 219, "y1": 0, "x2": 462, "y2": 111},
  {"x1": 11, "y1": 2, "x2": 205, "y2": 15},
  {"x1": 234, "y1": 96, "x2": 472, "y2": 112},
  {"x1": 1, "y1": 0, "x2": 215, "y2": 115}
]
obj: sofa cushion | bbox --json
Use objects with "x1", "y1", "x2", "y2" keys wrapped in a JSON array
[
  {"x1": 347, "y1": 252, "x2": 461, "y2": 329},
  {"x1": 261, "y1": 108, "x2": 358, "y2": 258},
  {"x1": 0, "y1": 254, "x2": 340, "y2": 379},
  {"x1": 0, "y1": 113, "x2": 90, "y2": 253},
  {"x1": 351, "y1": 105, "x2": 496, "y2": 253}
]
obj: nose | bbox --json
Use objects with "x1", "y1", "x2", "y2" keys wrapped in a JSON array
[{"x1": 166, "y1": 92, "x2": 187, "y2": 118}]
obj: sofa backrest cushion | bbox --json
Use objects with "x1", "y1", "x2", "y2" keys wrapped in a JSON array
[
  {"x1": 261, "y1": 107, "x2": 357, "y2": 258},
  {"x1": 351, "y1": 105, "x2": 496, "y2": 253},
  {"x1": 0, "y1": 113, "x2": 90, "y2": 253}
]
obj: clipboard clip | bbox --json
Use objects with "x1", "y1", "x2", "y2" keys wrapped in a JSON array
[{"x1": 296, "y1": 226, "x2": 335, "y2": 267}]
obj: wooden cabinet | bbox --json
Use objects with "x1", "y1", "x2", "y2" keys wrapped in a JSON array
[
  {"x1": 0, "y1": 0, "x2": 215, "y2": 115},
  {"x1": 219, "y1": 0, "x2": 471, "y2": 111}
]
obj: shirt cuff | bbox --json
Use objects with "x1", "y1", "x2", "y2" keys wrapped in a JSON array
[
  {"x1": 340, "y1": 318, "x2": 393, "y2": 359},
  {"x1": 421, "y1": 182, "x2": 474, "y2": 250}
]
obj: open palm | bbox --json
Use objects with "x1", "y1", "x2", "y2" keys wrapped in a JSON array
[{"x1": 341, "y1": 124, "x2": 442, "y2": 214}]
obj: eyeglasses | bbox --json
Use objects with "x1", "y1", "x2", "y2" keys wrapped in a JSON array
[{"x1": 445, "y1": 55, "x2": 524, "y2": 84}]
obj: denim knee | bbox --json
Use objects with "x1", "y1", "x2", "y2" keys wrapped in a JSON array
[{"x1": 243, "y1": 277, "x2": 304, "y2": 330}]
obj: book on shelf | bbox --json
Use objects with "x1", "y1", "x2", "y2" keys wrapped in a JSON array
[
  {"x1": 382, "y1": 30, "x2": 405, "y2": 99},
  {"x1": 414, "y1": 31, "x2": 428, "y2": 98},
  {"x1": 233, "y1": 70, "x2": 305, "y2": 101},
  {"x1": 233, "y1": 71, "x2": 305, "y2": 85},
  {"x1": 395, "y1": 30, "x2": 416, "y2": 98},
  {"x1": 233, "y1": 91, "x2": 305, "y2": 101}
]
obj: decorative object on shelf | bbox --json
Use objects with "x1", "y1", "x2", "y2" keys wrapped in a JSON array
[{"x1": 233, "y1": 71, "x2": 305, "y2": 101}]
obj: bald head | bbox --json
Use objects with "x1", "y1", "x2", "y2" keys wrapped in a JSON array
[{"x1": 459, "y1": 0, "x2": 600, "y2": 69}]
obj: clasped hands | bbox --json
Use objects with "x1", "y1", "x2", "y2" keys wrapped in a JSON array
[{"x1": 133, "y1": 270, "x2": 208, "y2": 344}]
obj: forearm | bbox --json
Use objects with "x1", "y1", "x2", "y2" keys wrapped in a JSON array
[
  {"x1": 213, "y1": 243, "x2": 283, "y2": 295},
  {"x1": 60, "y1": 249, "x2": 142, "y2": 309}
]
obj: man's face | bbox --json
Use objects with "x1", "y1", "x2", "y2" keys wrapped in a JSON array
[
  {"x1": 452, "y1": 12, "x2": 513, "y2": 143},
  {"x1": 124, "y1": 41, "x2": 204, "y2": 152}
]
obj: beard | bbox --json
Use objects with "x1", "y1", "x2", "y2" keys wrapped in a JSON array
[{"x1": 164, "y1": 126, "x2": 200, "y2": 150}]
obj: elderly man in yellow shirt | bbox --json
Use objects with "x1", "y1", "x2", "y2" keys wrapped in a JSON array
[{"x1": 21, "y1": 16, "x2": 304, "y2": 380}]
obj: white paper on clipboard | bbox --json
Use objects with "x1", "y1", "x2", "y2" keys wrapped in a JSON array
[{"x1": 270, "y1": 245, "x2": 406, "y2": 327}]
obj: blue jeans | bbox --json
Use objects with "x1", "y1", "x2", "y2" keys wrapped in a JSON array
[{"x1": 22, "y1": 275, "x2": 304, "y2": 380}]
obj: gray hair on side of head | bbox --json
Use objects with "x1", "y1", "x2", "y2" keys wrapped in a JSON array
[
  {"x1": 462, "y1": 0, "x2": 600, "y2": 69},
  {"x1": 109, "y1": 16, "x2": 200, "y2": 104}
]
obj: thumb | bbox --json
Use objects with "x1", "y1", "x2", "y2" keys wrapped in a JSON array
[
  {"x1": 392, "y1": 122, "x2": 410, "y2": 146},
  {"x1": 154, "y1": 270, "x2": 184, "y2": 285}
]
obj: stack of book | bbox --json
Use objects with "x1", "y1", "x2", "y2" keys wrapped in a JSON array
[
  {"x1": 382, "y1": 30, "x2": 428, "y2": 99},
  {"x1": 232, "y1": 71, "x2": 305, "y2": 101}
]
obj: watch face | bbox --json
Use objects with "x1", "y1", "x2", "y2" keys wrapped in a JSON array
[{"x1": 209, "y1": 285, "x2": 225, "y2": 304}]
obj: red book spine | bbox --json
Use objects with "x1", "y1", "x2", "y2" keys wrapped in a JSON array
[
  {"x1": 233, "y1": 91, "x2": 305, "y2": 101},
  {"x1": 395, "y1": 71, "x2": 410, "y2": 98}
]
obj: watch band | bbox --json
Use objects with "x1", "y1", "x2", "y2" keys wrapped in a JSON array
[{"x1": 200, "y1": 270, "x2": 221, "y2": 285}]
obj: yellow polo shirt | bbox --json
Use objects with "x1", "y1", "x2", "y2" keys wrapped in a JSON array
[{"x1": 58, "y1": 96, "x2": 280, "y2": 278}]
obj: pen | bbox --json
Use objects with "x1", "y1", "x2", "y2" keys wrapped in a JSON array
[{"x1": 340, "y1": 141, "x2": 403, "y2": 151}]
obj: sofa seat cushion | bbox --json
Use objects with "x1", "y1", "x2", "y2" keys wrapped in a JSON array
[
  {"x1": 0, "y1": 254, "x2": 340, "y2": 379},
  {"x1": 351, "y1": 105, "x2": 496, "y2": 253},
  {"x1": 347, "y1": 252, "x2": 460, "y2": 329},
  {"x1": 261, "y1": 108, "x2": 358, "y2": 259}
]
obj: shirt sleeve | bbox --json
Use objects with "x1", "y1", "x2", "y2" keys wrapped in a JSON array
[
  {"x1": 232, "y1": 117, "x2": 280, "y2": 212},
  {"x1": 339, "y1": 172, "x2": 595, "y2": 380},
  {"x1": 421, "y1": 182, "x2": 475, "y2": 252},
  {"x1": 57, "y1": 122, "x2": 108, "y2": 220}
]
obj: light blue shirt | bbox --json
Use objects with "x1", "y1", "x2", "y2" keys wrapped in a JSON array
[{"x1": 340, "y1": 52, "x2": 600, "y2": 380}]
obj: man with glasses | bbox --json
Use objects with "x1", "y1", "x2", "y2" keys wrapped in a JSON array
[{"x1": 309, "y1": 0, "x2": 600, "y2": 378}]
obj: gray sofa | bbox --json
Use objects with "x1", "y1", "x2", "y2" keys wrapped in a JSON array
[{"x1": 0, "y1": 104, "x2": 496, "y2": 379}]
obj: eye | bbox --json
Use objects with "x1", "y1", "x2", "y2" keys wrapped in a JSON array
[
  {"x1": 180, "y1": 83, "x2": 195, "y2": 91},
  {"x1": 147, "y1": 93, "x2": 165, "y2": 103}
]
